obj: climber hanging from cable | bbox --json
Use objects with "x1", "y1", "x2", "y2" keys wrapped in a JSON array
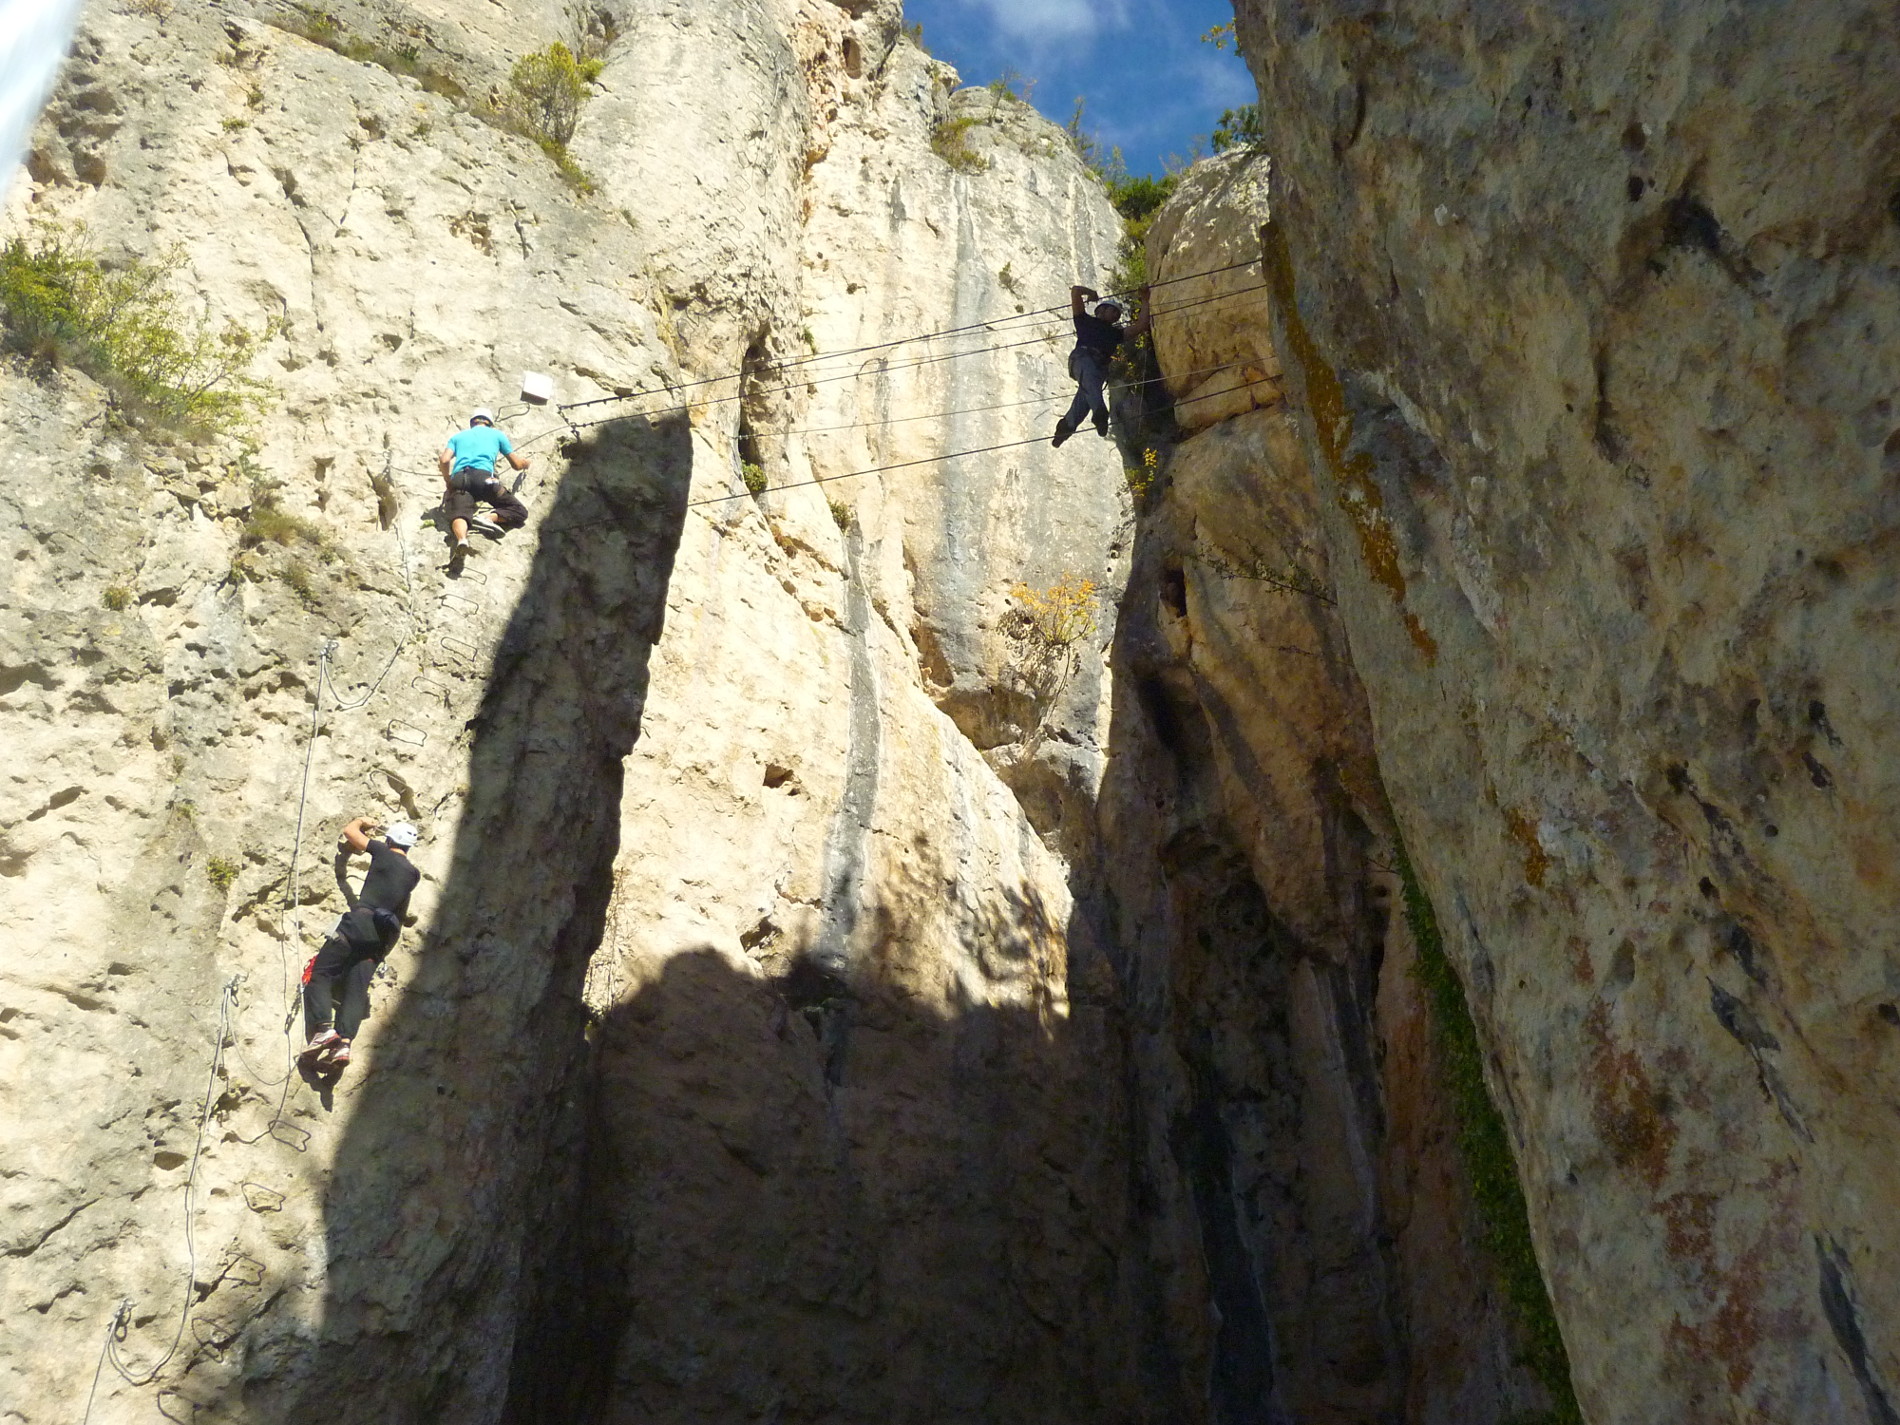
[
  {"x1": 1052, "y1": 282, "x2": 1151, "y2": 448},
  {"x1": 297, "y1": 817, "x2": 421, "y2": 1077},
  {"x1": 439, "y1": 408, "x2": 531, "y2": 566}
]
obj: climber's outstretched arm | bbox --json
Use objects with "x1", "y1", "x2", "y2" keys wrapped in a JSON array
[
  {"x1": 1070, "y1": 284, "x2": 1097, "y2": 318},
  {"x1": 1127, "y1": 285, "x2": 1155, "y2": 338},
  {"x1": 338, "y1": 817, "x2": 375, "y2": 854}
]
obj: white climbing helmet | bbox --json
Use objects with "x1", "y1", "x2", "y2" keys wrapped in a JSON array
[
  {"x1": 384, "y1": 822, "x2": 420, "y2": 849},
  {"x1": 1094, "y1": 299, "x2": 1124, "y2": 321},
  {"x1": 469, "y1": 408, "x2": 494, "y2": 427}
]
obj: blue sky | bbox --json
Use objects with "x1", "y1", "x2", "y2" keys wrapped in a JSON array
[{"x1": 902, "y1": 0, "x2": 1256, "y2": 176}]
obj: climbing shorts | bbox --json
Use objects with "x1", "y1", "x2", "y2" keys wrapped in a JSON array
[{"x1": 444, "y1": 475, "x2": 527, "y2": 529}]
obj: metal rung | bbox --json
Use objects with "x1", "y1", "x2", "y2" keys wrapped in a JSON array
[
  {"x1": 220, "y1": 1253, "x2": 267, "y2": 1287},
  {"x1": 411, "y1": 674, "x2": 449, "y2": 701},
  {"x1": 387, "y1": 719, "x2": 428, "y2": 748},
  {"x1": 440, "y1": 636, "x2": 479, "y2": 661},
  {"x1": 439, "y1": 592, "x2": 481, "y2": 614}
]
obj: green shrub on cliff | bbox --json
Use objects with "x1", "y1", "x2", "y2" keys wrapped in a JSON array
[
  {"x1": 499, "y1": 43, "x2": 606, "y2": 191},
  {"x1": 275, "y1": 6, "x2": 466, "y2": 98},
  {"x1": 0, "y1": 224, "x2": 275, "y2": 437},
  {"x1": 931, "y1": 116, "x2": 987, "y2": 174},
  {"x1": 507, "y1": 42, "x2": 600, "y2": 147},
  {"x1": 1211, "y1": 104, "x2": 1262, "y2": 154}
]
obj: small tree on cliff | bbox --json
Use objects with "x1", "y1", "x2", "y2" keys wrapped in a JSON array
[{"x1": 507, "y1": 42, "x2": 600, "y2": 147}]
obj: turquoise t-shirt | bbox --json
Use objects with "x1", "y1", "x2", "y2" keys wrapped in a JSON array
[{"x1": 446, "y1": 425, "x2": 514, "y2": 476}]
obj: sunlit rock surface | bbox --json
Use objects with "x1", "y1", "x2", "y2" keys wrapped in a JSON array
[{"x1": 0, "y1": 2, "x2": 1143, "y2": 1420}]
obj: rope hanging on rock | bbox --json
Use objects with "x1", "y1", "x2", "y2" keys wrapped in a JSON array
[{"x1": 83, "y1": 977, "x2": 238, "y2": 1415}]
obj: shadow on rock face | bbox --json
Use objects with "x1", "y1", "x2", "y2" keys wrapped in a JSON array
[
  {"x1": 495, "y1": 943, "x2": 1185, "y2": 1425},
  {"x1": 222, "y1": 411, "x2": 693, "y2": 1421}
]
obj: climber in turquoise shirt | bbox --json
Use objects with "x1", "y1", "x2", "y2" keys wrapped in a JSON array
[
  {"x1": 446, "y1": 415, "x2": 515, "y2": 476},
  {"x1": 439, "y1": 408, "x2": 530, "y2": 564}
]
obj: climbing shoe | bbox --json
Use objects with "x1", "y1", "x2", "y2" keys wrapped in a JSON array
[
  {"x1": 1093, "y1": 416, "x2": 1111, "y2": 439},
  {"x1": 468, "y1": 515, "x2": 505, "y2": 538},
  {"x1": 298, "y1": 1029, "x2": 341, "y2": 1069},
  {"x1": 1051, "y1": 420, "x2": 1076, "y2": 449},
  {"x1": 449, "y1": 538, "x2": 471, "y2": 571},
  {"x1": 326, "y1": 1040, "x2": 352, "y2": 1070}
]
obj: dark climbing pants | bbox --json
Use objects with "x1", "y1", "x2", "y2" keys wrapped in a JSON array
[
  {"x1": 304, "y1": 913, "x2": 386, "y2": 1041},
  {"x1": 1062, "y1": 348, "x2": 1110, "y2": 432},
  {"x1": 444, "y1": 474, "x2": 528, "y2": 530}
]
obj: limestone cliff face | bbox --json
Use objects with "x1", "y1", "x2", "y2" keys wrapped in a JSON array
[
  {"x1": 21, "y1": 0, "x2": 1885, "y2": 1421},
  {"x1": 0, "y1": 2, "x2": 1144, "y2": 1421},
  {"x1": 1120, "y1": 146, "x2": 1553, "y2": 1425},
  {"x1": 1210, "y1": 3, "x2": 1900, "y2": 1420}
]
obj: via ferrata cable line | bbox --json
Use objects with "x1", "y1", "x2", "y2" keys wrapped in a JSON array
[
  {"x1": 682, "y1": 375, "x2": 1280, "y2": 511},
  {"x1": 229, "y1": 459, "x2": 424, "y2": 1103},
  {"x1": 472, "y1": 284, "x2": 1269, "y2": 466},
  {"x1": 554, "y1": 256, "x2": 1265, "y2": 417},
  {"x1": 539, "y1": 284, "x2": 1271, "y2": 442},
  {"x1": 79, "y1": 509, "x2": 427, "y2": 1413},
  {"x1": 376, "y1": 352, "x2": 1269, "y2": 499},
  {"x1": 751, "y1": 354, "x2": 1270, "y2": 440}
]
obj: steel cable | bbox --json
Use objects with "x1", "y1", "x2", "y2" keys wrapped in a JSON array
[
  {"x1": 555, "y1": 255, "x2": 1264, "y2": 415},
  {"x1": 685, "y1": 374, "x2": 1279, "y2": 510}
]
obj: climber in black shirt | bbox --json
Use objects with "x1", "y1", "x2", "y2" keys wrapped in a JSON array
[
  {"x1": 1052, "y1": 282, "x2": 1151, "y2": 448},
  {"x1": 298, "y1": 816, "x2": 422, "y2": 1077}
]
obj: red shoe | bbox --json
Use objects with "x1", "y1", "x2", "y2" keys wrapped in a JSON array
[{"x1": 297, "y1": 1029, "x2": 341, "y2": 1069}]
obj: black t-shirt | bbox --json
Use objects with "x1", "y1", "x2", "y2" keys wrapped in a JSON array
[
  {"x1": 1073, "y1": 312, "x2": 1125, "y2": 358},
  {"x1": 358, "y1": 840, "x2": 420, "y2": 920}
]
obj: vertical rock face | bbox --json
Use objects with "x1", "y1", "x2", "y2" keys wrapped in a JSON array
[
  {"x1": 1120, "y1": 147, "x2": 1551, "y2": 1425},
  {"x1": 21, "y1": 0, "x2": 1888, "y2": 1420},
  {"x1": 0, "y1": 2, "x2": 1151, "y2": 1421},
  {"x1": 1222, "y1": 2, "x2": 1900, "y2": 1420}
]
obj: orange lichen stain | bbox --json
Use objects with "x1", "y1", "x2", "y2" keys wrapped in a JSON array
[
  {"x1": 1504, "y1": 808, "x2": 1551, "y2": 887},
  {"x1": 1665, "y1": 1250, "x2": 1769, "y2": 1397},
  {"x1": 1339, "y1": 455, "x2": 1409, "y2": 603},
  {"x1": 1565, "y1": 935, "x2": 1595, "y2": 986},
  {"x1": 1263, "y1": 222, "x2": 1440, "y2": 661},
  {"x1": 1660, "y1": 1190, "x2": 1718, "y2": 1265},
  {"x1": 1583, "y1": 1002, "x2": 1678, "y2": 1191},
  {"x1": 1403, "y1": 613, "x2": 1439, "y2": 663}
]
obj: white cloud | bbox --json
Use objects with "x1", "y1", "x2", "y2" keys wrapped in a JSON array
[
  {"x1": 967, "y1": 0, "x2": 1130, "y2": 45},
  {"x1": 1179, "y1": 51, "x2": 1257, "y2": 108}
]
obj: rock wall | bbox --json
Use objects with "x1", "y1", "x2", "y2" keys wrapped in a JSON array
[
  {"x1": 0, "y1": 2, "x2": 1157, "y2": 1421},
  {"x1": 1220, "y1": 1, "x2": 1900, "y2": 1420},
  {"x1": 1119, "y1": 145, "x2": 1553, "y2": 1425},
  {"x1": 16, "y1": 0, "x2": 1879, "y2": 1420}
]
